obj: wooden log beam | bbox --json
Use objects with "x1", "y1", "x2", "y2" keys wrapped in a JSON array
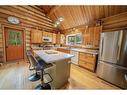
[
  {"x1": 0, "y1": 8, "x2": 54, "y2": 30},
  {"x1": 20, "y1": 5, "x2": 52, "y2": 22},
  {"x1": 5, "y1": 6, "x2": 54, "y2": 26},
  {"x1": 0, "y1": 17, "x2": 53, "y2": 32},
  {"x1": 47, "y1": 6, "x2": 61, "y2": 16}
]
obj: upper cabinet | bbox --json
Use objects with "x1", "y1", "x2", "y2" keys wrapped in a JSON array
[
  {"x1": 31, "y1": 29, "x2": 42, "y2": 44},
  {"x1": 83, "y1": 26, "x2": 101, "y2": 47},
  {"x1": 43, "y1": 31, "x2": 52, "y2": 37},
  {"x1": 60, "y1": 34, "x2": 65, "y2": 44},
  {"x1": 52, "y1": 33, "x2": 57, "y2": 44},
  {"x1": 56, "y1": 32, "x2": 65, "y2": 45}
]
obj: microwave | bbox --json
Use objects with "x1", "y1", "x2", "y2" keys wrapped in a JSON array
[{"x1": 43, "y1": 37, "x2": 52, "y2": 42}]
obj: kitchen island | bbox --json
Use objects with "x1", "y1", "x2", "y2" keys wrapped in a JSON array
[{"x1": 33, "y1": 50, "x2": 74, "y2": 89}]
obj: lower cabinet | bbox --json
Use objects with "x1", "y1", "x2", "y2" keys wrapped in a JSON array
[
  {"x1": 78, "y1": 52, "x2": 97, "y2": 72},
  {"x1": 57, "y1": 48, "x2": 97, "y2": 72}
]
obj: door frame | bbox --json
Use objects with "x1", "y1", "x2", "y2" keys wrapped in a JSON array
[{"x1": 3, "y1": 24, "x2": 26, "y2": 63}]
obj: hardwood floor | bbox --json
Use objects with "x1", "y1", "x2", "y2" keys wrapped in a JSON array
[
  {"x1": 68, "y1": 64, "x2": 120, "y2": 89},
  {"x1": 0, "y1": 61, "x2": 120, "y2": 89}
]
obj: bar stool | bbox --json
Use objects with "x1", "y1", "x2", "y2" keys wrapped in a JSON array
[
  {"x1": 35, "y1": 59, "x2": 53, "y2": 90},
  {"x1": 26, "y1": 50, "x2": 41, "y2": 82}
]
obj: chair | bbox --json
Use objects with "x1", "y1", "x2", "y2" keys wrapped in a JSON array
[
  {"x1": 26, "y1": 50, "x2": 53, "y2": 89},
  {"x1": 26, "y1": 50, "x2": 41, "y2": 81},
  {"x1": 35, "y1": 59, "x2": 53, "y2": 90}
]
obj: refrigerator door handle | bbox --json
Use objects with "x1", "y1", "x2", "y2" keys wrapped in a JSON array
[
  {"x1": 117, "y1": 31, "x2": 123, "y2": 61},
  {"x1": 124, "y1": 74, "x2": 127, "y2": 82},
  {"x1": 101, "y1": 38, "x2": 104, "y2": 57}
]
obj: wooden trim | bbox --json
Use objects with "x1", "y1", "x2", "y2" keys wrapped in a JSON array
[
  {"x1": 2, "y1": 25, "x2": 6, "y2": 63},
  {"x1": 23, "y1": 28, "x2": 26, "y2": 61}
]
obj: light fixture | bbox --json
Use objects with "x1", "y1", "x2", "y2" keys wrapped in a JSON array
[
  {"x1": 56, "y1": 21, "x2": 60, "y2": 25},
  {"x1": 54, "y1": 24, "x2": 57, "y2": 27},
  {"x1": 54, "y1": 16, "x2": 64, "y2": 28},
  {"x1": 58, "y1": 17, "x2": 64, "y2": 22}
]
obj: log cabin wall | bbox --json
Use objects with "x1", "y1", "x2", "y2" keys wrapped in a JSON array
[
  {"x1": 0, "y1": 5, "x2": 54, "y2": 63},
  {"x1": 102, "y1": 12, "x2": 127, "y2": 31}
]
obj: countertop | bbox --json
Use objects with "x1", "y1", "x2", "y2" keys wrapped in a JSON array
[
  {"x1": 57, "y1": 47, "x2": 98, "y2": 55},
  {"x1": 71, "y1": 48, "x2": 98, "y2": 55},
  {"x1": 34, "y1": 50, "x2": 74, "y2": 63}
]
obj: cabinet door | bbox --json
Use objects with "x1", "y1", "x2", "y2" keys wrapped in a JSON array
[
  {"x1": 31, "y1": 30, "x2": 42, "y2": 43},
  {"x1": 60, "y1": 34, "x2": 65, "y2": 44},
  {"x1": 43, "y1": 31, "x2": 48, "y2": 37},
  {"x1": 93, "y1": 26, "x2": 101, "y2": 47},
  {"x1": 79, "y1": 61, "x2": 94, "y2": 71},
  {"x1": 52, "y1": 33, "x2": 57, "y2": 44},
  {"x1": 79, "y1": 52, "x2": 96, "y2": 71},
  {"x1": 48, "y1": 32, "x2": 53, "y2": 38},
  {"x1": 84, "y1": 27, "x2": 91, "y2": 45},
  {"x1": 89, "y1": 27, "x2": 94, "y2": 45},
  {"x1": 56, "y1": 32, "x2": 61, "y2": 44}
]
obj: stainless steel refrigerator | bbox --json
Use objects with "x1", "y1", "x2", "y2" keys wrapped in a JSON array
[{"x1": 96, "y1": 30, "x2": 127, "y2": 89}]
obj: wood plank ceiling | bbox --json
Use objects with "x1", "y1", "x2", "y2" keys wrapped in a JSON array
[
  {"x1": 38, "y1": 5, "x2": 127, "y2": 30},
  {"x1": 0, "y1": 5, "x2": 54, "y2": 31}
]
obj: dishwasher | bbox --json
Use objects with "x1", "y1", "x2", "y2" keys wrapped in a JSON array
[{"x1": 70, "y1": 50, "x2": 79, "y2": 65}]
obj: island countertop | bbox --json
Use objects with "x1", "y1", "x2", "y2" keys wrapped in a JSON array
[{"x1": 33, "y1": 50, "x2": 74, "y2": 63}]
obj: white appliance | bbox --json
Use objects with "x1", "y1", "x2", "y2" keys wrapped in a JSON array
[
  {"x1": 43, "y1": 37, "x2": 52, "y2": 42},
  {"x1": 70, "y1": 50, "x2": 79, "y2": 65}
]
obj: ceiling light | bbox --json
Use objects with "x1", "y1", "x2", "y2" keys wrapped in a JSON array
[
  {"x1": 54, "y1": 24, "x2": 57, "y2": 27},
  {"x1": 58, "y1": 17, "x2": 64, "y2": 22},
  {"x1": 56, "y1": 21, "x2": 60, "y2": 25}
]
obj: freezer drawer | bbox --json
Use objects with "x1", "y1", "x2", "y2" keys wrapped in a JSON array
[{"x1": 96, "y1": 61, "x2": 127, "y2": 89}]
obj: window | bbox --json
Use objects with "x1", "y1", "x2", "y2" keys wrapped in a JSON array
[{"x1": 66, "y1": 33, "x2": 82, "y2": 45}]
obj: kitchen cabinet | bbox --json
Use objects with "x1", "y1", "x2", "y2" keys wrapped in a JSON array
[
  {"x1": 93, "y1": 26, "x2": 101, "y2": 47},
  {"x1": 52, "y1": 33, "x2": 57, "y2": 44},
  {"x1": 84, "y1": 27, "x2": 94, "y2": 46},
  {"x1": 48, "y1": 32, "x2": 53, "y2": 38},
  {"x1": 31, "y1": 29, "x2": 42, "y2": 43},
  {"x1": 56, "y1": 32, "x2": 65, "y2": 45},
  {"x1": 83, "y1": 26, "x2": 101, "y2": 47},
  {"x1": 42, "y1": 31, "x2": 48, "y2": 37},
  {"x1": 79, "y1": 52, "x2": 97, "y2": 72},
  {"x1": 60, "y1": 34, "x2": 65, "y2": 44},
  {"x1": 56, "y1": 32, "x2": 61, "y2": 44},
  {"x1": 43, "y1": 31, "x2": 52, "y2": 38},
  {"x1": 57, "y1": 48, "x2": 70, "y2": 54},
  {"x1": 70, "y1": 50, "x2": 79, "y2": 65}
]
